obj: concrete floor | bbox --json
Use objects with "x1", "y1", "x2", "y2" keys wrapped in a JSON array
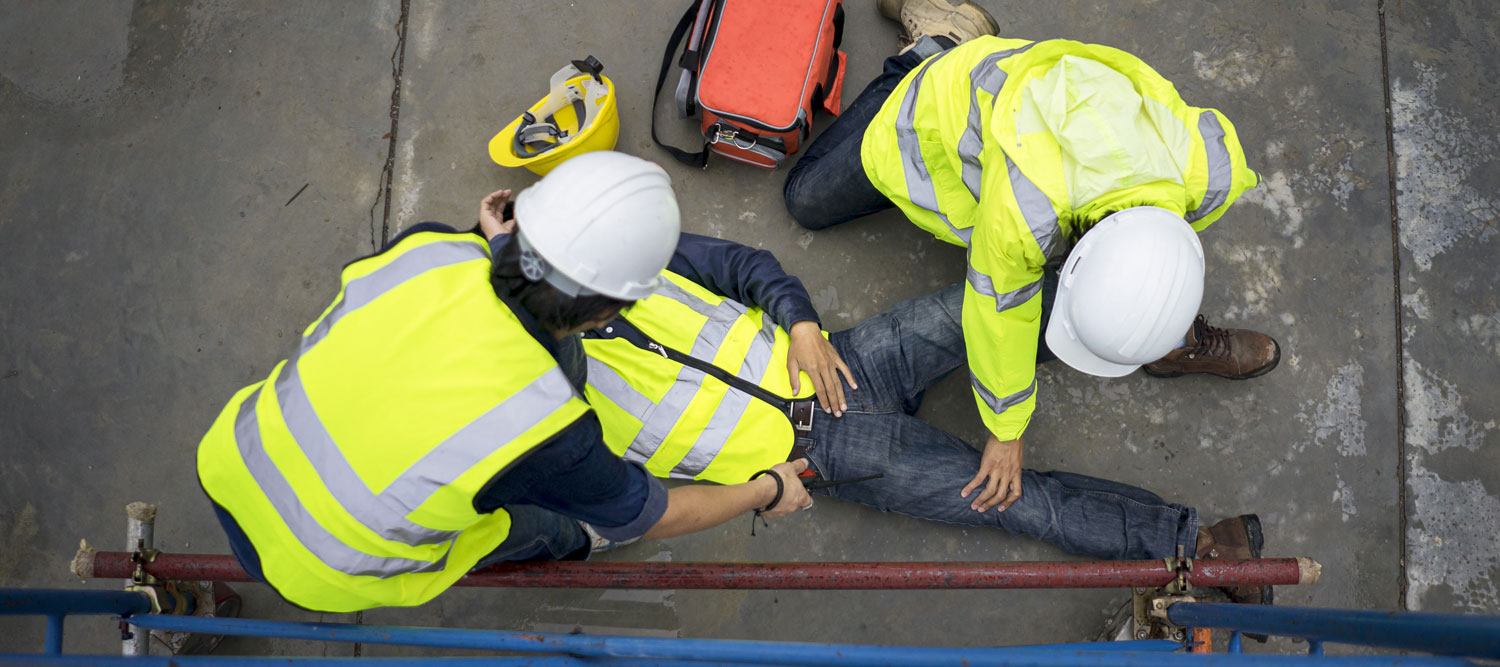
[{"x1": 1, "y1": 0, "x2": 1496, "y2": 658}]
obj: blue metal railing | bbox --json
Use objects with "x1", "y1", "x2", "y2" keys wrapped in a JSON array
[
  {"x1": 0, "y1": 588, "x2": 154, "y2": 655},
  {"x1": 0, "y1": 652, "x2": 1484, "y2": 666},
  {"x1": 3, "y1": 587, "x2": 1498, "y2": 664},
  {"x1": 129, "y1": 614, "x2": 1205, "y2": 664},
  {"x1": 1169, "y1": 601, "x2": 1500, "y2": 658}
]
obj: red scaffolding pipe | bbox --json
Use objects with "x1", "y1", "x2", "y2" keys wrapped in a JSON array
[{"x1": 79, "y1": 550, "x2": 1319, "y2": 590}]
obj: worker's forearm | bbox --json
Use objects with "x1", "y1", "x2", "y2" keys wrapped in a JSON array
[{"x1": 643, "y1": 478, "x2": 775, "y2": 539}]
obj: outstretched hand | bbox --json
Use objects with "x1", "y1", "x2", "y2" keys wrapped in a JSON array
[
  {"x1": 961, "y1": 434, "x2": 1023, "y2": 513},
  {"x1": 786, "y1": 321, "x2": 857, "y2": 417}
]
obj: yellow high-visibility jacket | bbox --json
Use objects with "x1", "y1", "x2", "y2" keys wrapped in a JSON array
[
  {"x1": 583, "y1": 271, "x2": 819, "y2": 484},
  {"x1": 862, "y1": 36, "x2": 1259, "y2": 440},
  {"x1": 197, "y1": 231, "x2": 588, "y2": 612}
]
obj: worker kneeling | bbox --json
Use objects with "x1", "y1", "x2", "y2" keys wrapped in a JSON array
[
  {"x1": 782, "y1": 0, "x2": 1285, "y2": 557},
  {"x1": 518, "y1": 221, "x2": 1273, "y2": 609},
  {"x1": 196, "y1": 152, "x2": 811, "y2": 613}
]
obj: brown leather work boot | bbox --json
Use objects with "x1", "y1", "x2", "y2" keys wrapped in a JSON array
[
  {"x1": 877, "y1": 0, "x2": 999, "y2": 50},
  {"x1": 1197, "y1": 514, "x2": 1272, "y2": 642},
  {"x1": 1197, "y1": 514, "x2": 1273, "y2": 606},
  {"x1": 1142, "y1": 315, "x2": 1281, "y2": 380}
]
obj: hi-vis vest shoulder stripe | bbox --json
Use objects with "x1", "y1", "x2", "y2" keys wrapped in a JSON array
[
  {"x1": 583, "y1": 272, "x2": 813, "y2": 485},
  {"x1": 198, "y1": 231, "x2": 588, "y2": 612},
  {"x1": 861, "y1": 36, "x2": 1259, "y2": 440}
]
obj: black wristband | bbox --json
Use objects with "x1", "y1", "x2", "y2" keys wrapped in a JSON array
[{"x1": 748, "y1": 469, "x2": 784, "y2": 513}]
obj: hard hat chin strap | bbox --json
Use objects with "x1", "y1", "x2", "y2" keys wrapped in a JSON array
[{"x1": 515, "y1": 232, "x2": 597, "y2": 298}]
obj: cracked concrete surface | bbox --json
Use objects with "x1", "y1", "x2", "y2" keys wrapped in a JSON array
[
  {"x1": 1, "y1": 0, "x2": 1496, "y2": 657},
  {"x1": 1386, "y1": 0, "x2": 1500, "y2": 615}
]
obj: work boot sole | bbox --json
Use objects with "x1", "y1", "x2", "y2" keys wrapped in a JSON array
[
  {"x1": 886, "y1": 0, "x2": 1000, "y2": 44},
  {"x1": 1237, "y1": 513, "x2": 1273, "y2": 643},
  {"x1": 1242, "y1": 514, "x2": 1272, "y2": 604},
  {"x1": 1141, "y1": 343, "x2": 1282, "y2": 380}
]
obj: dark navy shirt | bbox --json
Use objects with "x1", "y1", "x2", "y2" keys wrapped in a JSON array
[{"x1": 661, "y1": 232, "x2": 821, "y2": 332}]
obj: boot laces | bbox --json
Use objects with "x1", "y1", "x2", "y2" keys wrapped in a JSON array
[{"x1": 1188, "y1": 316, "x2": 1233, "y2": 359}]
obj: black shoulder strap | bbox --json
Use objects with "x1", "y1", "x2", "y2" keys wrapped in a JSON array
[
  {"x1": 651, "y1": 0, "x2": 710, "y2": 168},
  {"x1": 589, "y1": 317, "x2": 792, "y2": 411}
]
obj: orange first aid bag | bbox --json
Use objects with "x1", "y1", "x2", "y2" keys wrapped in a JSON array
[{"x1": 652, "y1": 0, "x2": 846, "y2": 169}]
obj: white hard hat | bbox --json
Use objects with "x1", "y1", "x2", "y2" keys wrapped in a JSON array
[
  {"x1": 512, "y1": 151, "x2": 681, "y2": 301},
  {"x1": 1044, "y1": 206, "x2": 1205, "y2": 377}
]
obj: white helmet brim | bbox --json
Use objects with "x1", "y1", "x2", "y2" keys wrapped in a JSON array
[
  {"x1": 1045, "y1": 283, "x2": 1141, "y2": 378},
  {"x1": 1043, "y1": 206, "x2": 1203, "y2": 378}
]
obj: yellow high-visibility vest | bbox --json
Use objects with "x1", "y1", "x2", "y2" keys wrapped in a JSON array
[
  {"x1": 197, "y1": 231, "x2": 588, "y2": 612},
  {"x1": 861, "y1": 36, "x2": 1260, "y2": 440},
  {"x1": 582, "y1": 272, "x2": 819, "y2": 484}
]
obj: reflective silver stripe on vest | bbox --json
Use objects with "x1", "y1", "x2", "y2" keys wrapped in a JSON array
[
  {"x1": 622, "y1": 298, "x2": 746, "y2": 466},
  {"x1": 303, "y1": 241, "x2": 487, "y2": 352},
  {"x1": 736, "y1": 312, "x2": 778, "y2": 384},
  {"x1": 895, "y1": 50, "x2": 972, "y2": 246},
  {"x1": 966, "y1": 265, "x2": 1042, "y2": 312},
  {"x1": 671, "y1": 387, "x2": 754, "y2": 478},
  {"x1": 235, "y1": 388, "x2": 450, "y2": 578},
  {"x1": 614, "y1": 275, "x2": 736, "y2": 462},
  {"x1": 274, "y1": 359, "x2": 459, "y2": 547},
  {"x1": 653, "y1": 282, "x2": 774, "y2": 383},
  {"x1": 626, "y1": 365, "x2": 707, "y2": 465},
  {"x1": 1186, "y1": 111, "x2": 1231, "y2": 222},
  {"x1": 586, "y1": 357, "x2": 654, "y2": 421},
  {"x1": 970, "y1": 372, "x2": 1037, "y2": 416},
  {"x1": 381, "y1": 366, "x2": 581, "y2": 513},
  {"x1": 958, "y1": 44, "x2": 1037, "y2": 200},
  {"x1": 693, "y1": 299, "x2": 750, "y2": 359},
  {"x1": 670, "y1": 313, "x2": 777, "y2": 478},
  {"x1": 1003, "y1": 153, "x2": 1063, "y2": 262},
  {"x1": 655, "y1": 281, "x2": 717, "y2": 318}
]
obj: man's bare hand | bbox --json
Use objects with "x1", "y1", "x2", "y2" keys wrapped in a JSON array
[
  {"x1": 758, "y1": 458, "x2": 814, "y2": 520},
  {"x1": 478, "y1": 189, "x2": 516, "y2": 240},
  {"x1": 787, "y1": 321, "x2": 857, "y2": 417},
  {"x1": 961, "y1": 435, "x2": 1023, "y2": 512}
]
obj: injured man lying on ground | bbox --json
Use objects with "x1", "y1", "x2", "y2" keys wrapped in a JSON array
[{"x1": 475, "y1": 218, "x2": 1274, "y2": 609}]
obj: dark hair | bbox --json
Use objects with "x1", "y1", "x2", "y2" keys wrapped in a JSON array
[
  {"x1": 490, "y1": 236, "x2": 629, "y2": 333},
  {"x1": 1070, "y1": 208, "x2": 1130, "y2": 245}
]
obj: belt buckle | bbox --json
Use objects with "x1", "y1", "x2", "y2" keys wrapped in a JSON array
[{"x1": 790, "y1": 400, "x2": 815, "y2": 433}]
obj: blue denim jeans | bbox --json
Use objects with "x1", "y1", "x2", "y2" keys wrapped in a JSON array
[
  {"x1": 809, "y1": 285, "x2": 1198, "y2": 560},
  {"x1": 783, "y1": 38, "x2": 950, "y2": 229},
  {"x1": 473, "y1": 504, "x2": 592, "y2": 570}
]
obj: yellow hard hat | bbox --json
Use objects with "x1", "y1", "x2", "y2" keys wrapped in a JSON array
[{"x1": 489, "y1": 56, "x2": 619, "y2": 175}]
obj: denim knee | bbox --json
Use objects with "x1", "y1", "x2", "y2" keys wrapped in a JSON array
[{"x1": 783, "y1": 174, "x2": 835, "y2": 231}]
